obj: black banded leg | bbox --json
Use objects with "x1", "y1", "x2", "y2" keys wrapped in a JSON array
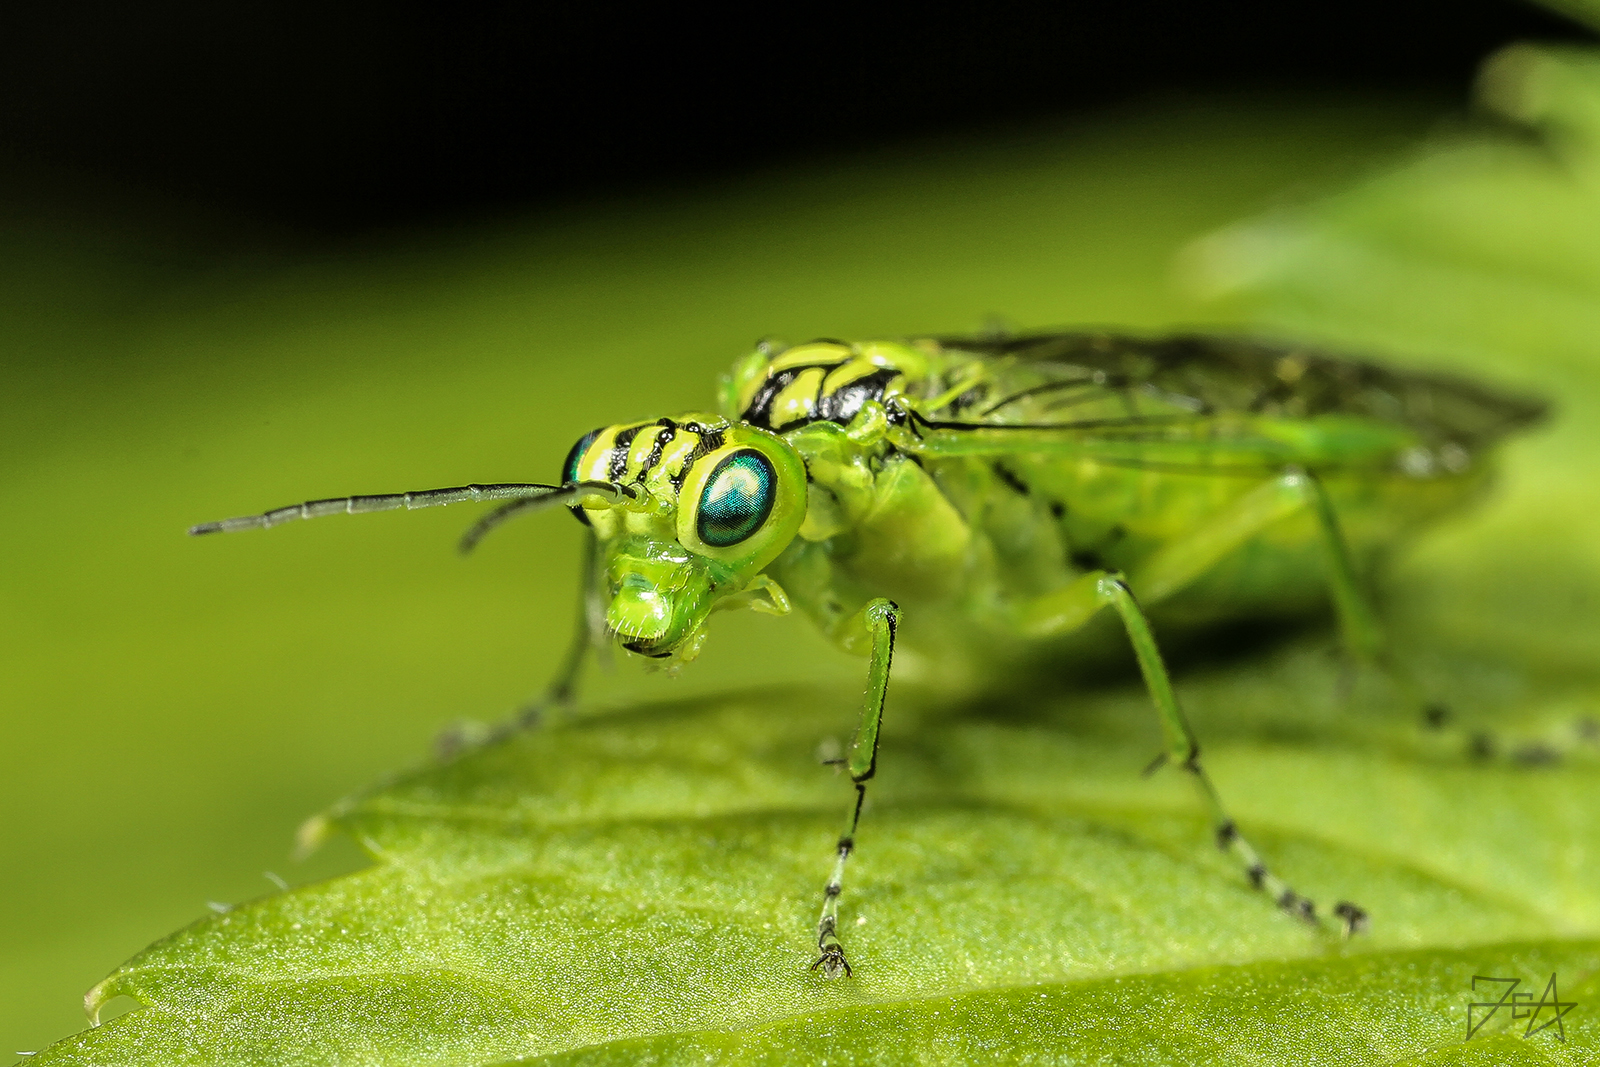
[
  {"x1": 437, "y1": 532, "x2": 603, "y2": 757},
  {"x1": 812, "y1": 597, "x2": 897, "y2": 978},
  {"x1": 1102, "y1": 576, "x2": 1367, "y2": 936},
  {"x1": 1300, "y1": 473, "x2": 1532, "y2": 765},
  {"x1": 526, "y1": 530, "x2": 603, "y2": 724},
  {"x1": 1299, "y1": 472, "x2": 1460, "y2": 766}
]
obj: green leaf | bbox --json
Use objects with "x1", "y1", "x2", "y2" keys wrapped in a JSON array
[{"x1": 32, "y1": 638, "x2": 1600, "y2": 1064}]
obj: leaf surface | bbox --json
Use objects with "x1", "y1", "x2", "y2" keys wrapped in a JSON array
[{"x1": 35, "y1": 645, "x2": 1600, "y2": 1064}]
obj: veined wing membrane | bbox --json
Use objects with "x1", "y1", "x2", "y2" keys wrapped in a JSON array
[
  {"x1": 893, "y1": 407, "x2": 1420, "y2": 475},
  {"x1": 934, "y1": 331, "x2": 1547, "y2": 451}
]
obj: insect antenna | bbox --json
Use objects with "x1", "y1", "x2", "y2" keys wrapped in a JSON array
[
  {"x1": 456, "y1": 480, "x2": 642, "y2": 554},
  {"x1": 459, "y1": 497, "x2": 552, "y2": 554},
  {"x1": 188, "y1": 480, "x2": 637, "y2": 537}
]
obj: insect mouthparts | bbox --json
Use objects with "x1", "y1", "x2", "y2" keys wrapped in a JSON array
[{"x1": 620, "y1": 639, "x2": 673, "y2": 659}]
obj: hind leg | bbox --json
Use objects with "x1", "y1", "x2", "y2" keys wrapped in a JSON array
[{"x1": 1018, "y1": 569, "x2": 1367, "y2": 935}]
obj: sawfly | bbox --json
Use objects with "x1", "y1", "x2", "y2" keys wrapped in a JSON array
[{"x1": 192, "y1": 331, "x2": 1545, "y2": 977}]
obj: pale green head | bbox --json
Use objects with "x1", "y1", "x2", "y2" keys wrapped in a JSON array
[{"x1": 563, "y1": 414, "x2": 807, "y2": 661}]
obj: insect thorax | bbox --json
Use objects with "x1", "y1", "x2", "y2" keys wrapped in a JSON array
[{"x1": 730, "y1": 339, "x2": 939, "y2": 433}]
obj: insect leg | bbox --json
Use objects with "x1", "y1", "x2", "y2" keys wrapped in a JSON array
[
  {"x1": 1015, "y1": 569, "x2": 1365, "y2": 935},
  {"x1": 433, "y1": 531, "x2": 605, "y2": 756},
  {"x1": 1270, "y1": 474, "x2": 1453, "y2": 736},
  {"x1": 1100, "y1": 575, "x2": 1364, "y2": 933},
  {"x1": 1112, "y1": 468, "x2": 1384, "y2": 661},
  {"x1": 812, "y1": 597, "x2": 898, "y2": 979},
  {"x1": 543, "y1": 530, "x2": 603, "y2": 710},
  {"x1": 1297, "y1": 471, "x2": 1383, "y2": 662}
]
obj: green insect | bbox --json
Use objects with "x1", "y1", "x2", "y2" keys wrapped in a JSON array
[{"x1": 191, "y1": 331, "x2": 1544, "y2": 978}]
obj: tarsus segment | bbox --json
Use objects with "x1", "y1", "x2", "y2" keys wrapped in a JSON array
[{"x1": 188, "y1": 480, "x2": 638, "y2": 536}]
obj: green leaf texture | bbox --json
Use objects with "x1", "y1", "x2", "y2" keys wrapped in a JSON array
[{"x1": 37, "y1": 641, "x2": 1600, "y2": 1064}]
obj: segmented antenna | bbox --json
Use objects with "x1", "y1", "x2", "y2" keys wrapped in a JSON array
[
  {"x1": 459, "y1": 496, "x2": 554, "y2": 554},
  {"x1": 458, "y1": 481, "x2": 640, "y2": 554},
  {"x1": 187, "y1": 480, "x2": 638, "y2": 537}
]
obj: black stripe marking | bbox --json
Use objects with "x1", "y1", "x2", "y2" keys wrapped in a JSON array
[
  {"x1": 814, "y1": 367, "x2": 898, "y2": 425},
  {"x1": 741, "y1": 361, "x2": 848, "y2": 428},
  {"x1": 672, "y1": 428, "x2": 726, "y2": 492},
  {"x1": 608, "y1": 426, "x2": 642, "y2": 481},
  {"x1": 636, "y1": 418, "x2": 677, "y2": 482},
  {"x1": 991, "y1": 462, "x2": 1030, "y2": 496}
]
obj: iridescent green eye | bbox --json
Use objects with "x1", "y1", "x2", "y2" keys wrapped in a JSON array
[
  {"x1": 696, "y1": 449, "x2": 777, "y2": 547},
  {"x1": 562, "y1": 428, "x2": 602, "y2": 525},
  {"x1": 563, "y1": 429, "x2": 602, "y2": 484}
]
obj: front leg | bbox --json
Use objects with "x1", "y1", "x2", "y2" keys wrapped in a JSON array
[
  {"x1": 438, "y1": 531, "x2": 603, "y2": 758},
  {"x1": 515, "y1": 528, "x2": 606, "y2": 731},
  {"x1": 811, "y1": 597, "x2": 898, "y2": 978}
]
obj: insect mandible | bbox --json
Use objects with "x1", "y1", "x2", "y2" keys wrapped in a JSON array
[{"x1": 191, "y1": 331, "x2": 1546, "y2": 977}]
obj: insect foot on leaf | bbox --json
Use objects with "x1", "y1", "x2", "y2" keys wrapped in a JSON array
[
  {"x1": 811, "y1": 914, "x2": 853, "y2": 979},
  {"x1": 1334, "y1": 901, "x2": 1369, "y2": 938},
  {"x1": 811, "y1": 942, "x2": 853, "y2": 979}
]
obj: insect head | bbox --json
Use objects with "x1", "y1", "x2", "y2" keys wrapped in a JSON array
[{"x1": 562, "y1": 416, "x2": 808, "y2": 662}]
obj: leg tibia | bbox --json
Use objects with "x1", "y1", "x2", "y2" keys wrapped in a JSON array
[{"x1": 1297, "y1": 471, "x2": 1383, "y2": 662}]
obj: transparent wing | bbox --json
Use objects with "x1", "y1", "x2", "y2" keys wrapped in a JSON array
[
  {"x1": 891, "y1": 406, "x2": 1343, "y2": 474},
  {"x1": 930, "y1": 331, "x2": 1547, "y2": 452}
]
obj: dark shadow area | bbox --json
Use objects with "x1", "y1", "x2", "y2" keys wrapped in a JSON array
[
  {"x1": 921, "y1": 609, "x2": 1339, "y2": 729},
  {"x1": 0, "y1": 1, "x2": 1586, "y2": 235}
]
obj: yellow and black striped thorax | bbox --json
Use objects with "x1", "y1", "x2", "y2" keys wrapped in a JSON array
[{"x1": 735, "y1": 340, "x2": 931, "y2": 432}]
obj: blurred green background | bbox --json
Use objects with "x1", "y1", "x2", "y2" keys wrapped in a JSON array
[{"x1": 4, "y1": 1, "x2": 1597, "y2": 1057}]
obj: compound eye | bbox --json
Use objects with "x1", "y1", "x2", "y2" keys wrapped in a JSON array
[
  {"x1": 696, "y1": 449, "x2": 777, "y2": 547},
  {"x1": 562, "y1": 428, "x2": 603, "y2": 525},
  {"x1": 563, "y1": 429, "x2": 603, "y2": 485}
]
